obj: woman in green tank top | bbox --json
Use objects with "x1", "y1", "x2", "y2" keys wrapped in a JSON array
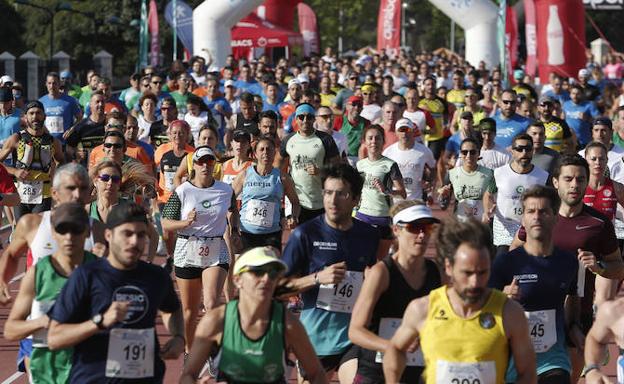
[
  {"x1": 180, "y1": 247, "x2": 327, "y2": 384},
  {"x1": 88, "y1": 160, "x2": 122, "y2": 222},
  {"x1": 4, "y1": 203, "x2": 95, "y2": 383}
]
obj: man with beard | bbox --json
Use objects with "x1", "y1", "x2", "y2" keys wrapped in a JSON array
[
  {"x1": 0, "y1": 101, "x2": 63, "y2": 219},
  {"x1": 65, "y1": 91, "x2": 107, "y2": 165},
  {"x1": 315, "y1": 106, "x2": 347, "y2": 161},
  {"x1": 493, "y1": 89, "x2": 530, "y2": 149},
  {"x1": 490, "y1": 185, "x2": 580, "y2": 383},
  {"x1": 382, "y1": 218, "x2": 536, "y2": 384}
]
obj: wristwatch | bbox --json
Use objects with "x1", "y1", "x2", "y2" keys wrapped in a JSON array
[
  {"x1": 581, "y1": 363, "x2": 601, "y2": 377},
  {"x1": 92, "y1": 313, "x2": 105, "y2": 330}
]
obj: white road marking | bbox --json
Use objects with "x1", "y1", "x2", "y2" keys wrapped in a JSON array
[{"x1": 1, "y1": 372, "x2": 24, "y2": 384}]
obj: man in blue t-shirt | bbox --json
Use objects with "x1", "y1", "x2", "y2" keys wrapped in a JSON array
[
  {"x1": 203, "y1": 78, "x2": 232, "y2": 137},
  {"x1": 0, "y1": 88, "x2": 21, "y2": 146},
  {"x1": 282, "y1": 164, "x2": 379, "y2": 382},
  {"x1": 562, "y1": 84, "x2": 599, "y2": 148},
  {"x1": 48, "y1": 202, "x2": 184, "y2": 383},
  {"x1": 493, "y1": 89, "x2": 530, "y2": 149},
  {"x1": 489, "y1": 185, "x2": 580, "y2": 383},
  {"x1": 39, "y1": 72, "x2": 82, "y2": 143}
]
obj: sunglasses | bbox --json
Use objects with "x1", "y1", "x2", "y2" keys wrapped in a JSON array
[
  {"x1": 501, "y1": 99, "x2": 516, "y2": 105},
  {"x1": 195, "y1": 157, "x2": 216, "y2": 166},
  {"x1": 104, "y1": 142, "x2": 124, "y2": 149},
  {"x1": 512, "y1": 145, "x2": 533, "y2": 153},
  {"x1": 461, "y1": 149, "x2": 478, "y2": 156},
  {"x1": 98, "y1": 174, "x2": 122, "y2": 183},
  {"x1": 297, "y1": 114, "x2": 314, "y2": 121},
  {"x1": 55, "y1": 223, "x2": 85, "y2": 235},
  {"x1": 151, "y1": 80, "x2": 163, "y2": 84},
  {"x1": 397, "y1": 126, "x2": 412, "y2": 132},
  {"x1": 245, "y1": 265, "x2": 282, "y2": 279},
  {"x1": 106, "y1": 123, "x2": 124, "y2": 129},
  {"x1": 362, "y1": 92, "x2": 371, "y2": 96},
  {"x1": 317, "y1": 114, "x2": 332, "y2": 119},
  {"x1": 539, "y1": 103, "x2": 553, "y2": 107},
  {"x1": 398, "y1": 222, "x2": 435, "y2": 235}
]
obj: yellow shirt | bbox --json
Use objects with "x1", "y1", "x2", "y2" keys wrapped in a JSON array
[
  {"x1": 420, "y1": 287, "x2": 509, "y2": 384},
  {"x1": 418, "y1": 98, "x2": 446, "y2": 142},
  {"x1": 447, "y1": 89, "x2": 466, "y2": 109},
  {"x1": 320, "y1": 91, "x2": 337, "y2": 107},
  {"x1": 543, "y1": 118, "x2": 570, "y2": 153}
]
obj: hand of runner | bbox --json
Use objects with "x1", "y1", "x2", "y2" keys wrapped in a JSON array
[
  {"x1": 317, "y1": 261, "x2": 347, "y2": 284},
  {"x1": 286, "y1": 215, "x2": 298, "y2": 229},
  {"x1": 159, "y1": 335, "x2": 184, "y2": 360},
  {"x1": 37, "y1": 314, "x2": 50, "y2": 329},
  {"x1": 503, "y1": 278, "x2": 521, "y2": 300},
  {"x1": 185, "y1": 208, "x2": 197, "y2": 227},
  {"x1": 568, "y1": 323, "x2": 585, "y2": 352},
  {"x1": 578, "y1": 249, "x2": 598, "y2": 272},
  {"x1": 305, "y1": 163, "x2": 319, "y2": 176},
  {"x1": 585, "y1": 368, "x2": 614, "y2": 384},
  {"x1": 62, "y1": 127, "x2": 75, "y2": 141},
  {"x1": 372, "y1": 178, "x2": 385, "y2": 194},
  {"x1": 0, "y1": 281, "x2": 12, "y2": 305},
  {"x1": 102, "y1": 301, "x2": 130, "y2": 328},
  {"x1": 14, "y1": 169, "x2": 29, "y2": 180}
]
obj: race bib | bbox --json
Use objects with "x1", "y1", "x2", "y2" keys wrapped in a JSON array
[
  {"x1": 316, "y1": 271, "x2": 363, "y2": 313},
  {"x1": 164, "y1": 171, "x2": 176, "y2": 192},
  {"x1": 457, "y1": 199, "x2": 483, "y2": 220},
  {"x1": 436, "y1": 360, "x2": 496, "y2": 384},
  {"x1": 375, "y1": 317, "x2": 424, "y2": 366},
  {"x1": 106, "y1": 328, "x2": 155, "y2": 379},
  {"x1": 45, "y1": 116, "x2": 64, "y2": 134},
  {"x1": 244, "y1": 199, "x2": 276, "y2": 228},
  {"x1": 31, "y1": 300, "x2": 54, "y2": 347},
  {"x1": 17, "y1": 180, "x2": 43, "y2": 204},
  {"x1": 502, "y1": 198, "x2": 523, "y2": 221},
  {"x1": 525, "y1": 309, "x2": 557, "y2": 353},
  {"x1": 577, "y1": 260, "x2": 586, "y2": 297},
  {"x1": 185, "y1": 236, "x2": 223, "y2": 267},
  {"x1": 222, "y1": 174, "x2": 236, "y2": 185},
  {"x1": 284, "y1": 196, "x2": 293, "y2": 217}
]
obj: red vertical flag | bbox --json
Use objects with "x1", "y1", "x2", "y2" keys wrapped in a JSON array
[
  {"x1": 524, "y1": 0, "x2": 538, "y2": 77},
  {"x1": 148, "y1": 0, "x2": 160, "y2": 67},
  {"x1": 506, "y1": 5, "x2": 519, "y2": 77},
  {"x1": 377, "y1": 0, "x2": 401, "y2": 58},
  {"x1": 298, "y1": 3, "x2": 319, "y2": 57}
]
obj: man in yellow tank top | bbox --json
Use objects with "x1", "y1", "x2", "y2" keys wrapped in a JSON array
[{"x1": 382, "y1": 219, "x2": 536, "y2": 384}]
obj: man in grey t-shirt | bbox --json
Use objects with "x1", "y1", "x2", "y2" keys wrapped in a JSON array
[{"x1": 527, "y1": 121, "x2": 559, "y2": 175}]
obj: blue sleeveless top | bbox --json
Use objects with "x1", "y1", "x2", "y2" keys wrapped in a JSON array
[{"x1": 240, "y1": 167, "x2": 283, "y2": 234}]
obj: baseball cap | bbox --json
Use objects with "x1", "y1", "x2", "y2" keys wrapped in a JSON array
[
  {"x1": 60, "y1": 70, "x2": 72, "y2": 79},
  {"x1": 395, "y1": 118, "x2": 415, "y2": 131},
  {"x1": 361, "y1": 82, "x2": 376, "y2": 93},
  {"x1": 347, "y1": 95, "x2": 363, "y2": 105},
  {"x1": 224, "y1": 79, "x2": 236, "y2": 88},
  {"x1": 0, "y1": 88, "x2": 13, "y2": 102},
  {"x1": 233, "y1": 246, "x2": 287, "y2": 276},
  {"x1": 25, "y1": 100, "x2": 44, "y2": 112},
  {"x1": 192, "y1": 146, "x2": 216, "y2": 162},
  {"x1": 297, "y1": 74, "x2": 309, "y2": 84},
  {"x1": 207, "y1": 65, "x2": 220, "y2": 73},
  {"x1": 479, "y1": 118, "x2": 497, "y2": 132},
  {"x1": 513, "y1": 69, "x2": 525, "y2": 80},
  {"x1": 288, "y1": 78, "x2": 300, "y2": 88},
  {"x1": 460, "y1": 111, "x2": 473, "y2": 120},
  {"x1": 578, "y1": 68, "x2": 590, "y2": 78},
  {"x1": 0, "y1": 75, "x2": 14, "y2": 85},
  {"x1": 232, "y1": 130, "x2": 251, "y2": 142},
  {"x1": 51, "y1": 202, "x2": 89, "y2": 231},
  {"x1": 539, "y1": 95, "x2": 555, "y2": 104},
  {"x1": 593, "y1": 116, "x2": 612, "y2": 129},
  {"x1": 392, "y1": 204, "x2": 440, "y2": 225}
]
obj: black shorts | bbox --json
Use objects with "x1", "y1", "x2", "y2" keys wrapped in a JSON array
[
  {"x1": 174, "y1": 264, "x2": 229, "y2": 279},
  {"x1": 240, "y1": 231, "x2": 282, "y2": 252},
  {"x1": 298, "y1": 344, "x2": 358, "y2": 377},
  {"x1": 299, "y1": 207, "x2": 324, "y2": 224},
  {"x1": 537, "y1": 368, "x2": 570, "y2": 384},
  {"x1": 428, "y1": 137, "x2": 448, "y2": 160},
  {"x1": 14, "y1": 198, "x2": 52, "y2": 221}
]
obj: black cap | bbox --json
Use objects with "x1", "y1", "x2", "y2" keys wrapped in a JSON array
[
  {"x1": 51, "y1": 202, "x2": 89, "y2": 230},
  {"x1": 0, "y1": 88, "x2": 13, "y2": 102},
  {"x1": 232, "y1": 130, "x2": 251, "y2": 142},
  {"x1": 460, "y1": 111, "x2": 473, "y2": 120},
  {"x1": 479, "y1": 117, "x2": 497, "y2": 132},
  {"x1": 106, "y1": 202, "x2": 149, "y2": 229},
  {"x1": 593, "y1": 117, "x2": 612, "y2": 129}
]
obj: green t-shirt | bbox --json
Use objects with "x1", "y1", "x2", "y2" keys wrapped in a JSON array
[
  {"x1": 280, "y1": 130, "x2": 339, "y2": 210},
  {"x1": 171, "y1": 91, "x2": 190, "y2": 117},
  {"x1": 447, "y1": 165, "x2": 496, "y2": 220},
  {"x1": 340, "y1": 116, "x2": 368, "y2": 157},
  {"x1": 357, "y1": 156, "x2": 402, "y2": 217}
]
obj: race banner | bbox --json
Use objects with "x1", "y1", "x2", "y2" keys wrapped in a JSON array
[
  {"x1": 524, "y1": 0, "x2": 538, "y2": 77},
  {"x1": 165, "y1": 0, "x2": 194, "y2": 56},
  {"x1": 148, "y1": 0, "x2": 160, "y2": 67},
  {"x1": 377, "y1": 0, "x2": 401, "y2": 58}
]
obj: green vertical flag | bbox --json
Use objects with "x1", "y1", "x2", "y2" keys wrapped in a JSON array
[
  {"x1": 139, "y1": 0, "x2": 149, "y2": 69},
  {"x1": 173, "y1": 0, "x2": 177, "y2": 61},
  {"x1": 497, "y1": 0, "x2": 508, "y2": 88}
]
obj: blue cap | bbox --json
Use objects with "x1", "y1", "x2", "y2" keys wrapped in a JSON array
[
  {"x1": 60, "y1": 70, "x2": 72, "y2": 79},
  {"x1": 295, "y1": 103, "x2": 315, "y2": 117}
]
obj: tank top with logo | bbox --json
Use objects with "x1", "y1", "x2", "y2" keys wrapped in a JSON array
[
  {"x1": 584, "y1": 178, "x2": 617, "y2": 221},
  {"x1": 240, "y1": 167, "x2": 283, "y2": 235}
]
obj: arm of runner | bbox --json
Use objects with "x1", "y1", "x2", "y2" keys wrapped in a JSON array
[
  {"x1": 172, "y1": 154, "x2": 190, "y2": 188},
  {"x1": 0, "y1": 134, "x2": 17, "y2": 162},
  {"x1": 231, "y1": 170, "x2": 245, "y2": 198},
  {"x1": 503, "y1": 298, "x2": 537, "y2": 384},
  {"x1": 0, "y1": 214, "x2": 36, "y2": 304},
  {"x1": 48, "y1": 301, "x2": 129, "y2": 350},
  {"x1": 3, "y1": 267, "x2": 47, "y2": 341},
  {"x1": 584, "y1": 300, "x2": 618, "y2": 383},
  {"x1": 597, "y1": 248, "x2": 624, "y2": 280},
  {"x1": 179, "y1": 306, "x2": 225, "y2": 384},
  {"x1": 281, "y1": 171, "x2": 301, "y2": 225},
  {"x1": 286, "y1": 261, "x2": 347, "y2": 295},
  {"x1": 348, "y1": 261, "x2": 391, "y2": 352},
  {"x1": 286, "y1": 310, "x2": 329, "y2": 384},
  {"x1": 52, "y1": 137, "x2": 64, "y2": 165},
  {"x1": 159, "y1": 307, "x2": 185, "y2": 359},
  {"x1": 382, "y1": 297, "x2": 427, "y2": 384},
  {"x1": 482, "y1": 190, "x2": 496, "y2": 223},
  {"x1": 565, "y1": 294, "x2": 584, "y2": 351}
]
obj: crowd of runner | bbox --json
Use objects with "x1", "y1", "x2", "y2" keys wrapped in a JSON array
[{"x1": 2, "y1": 47, "x2": 624, "y2": 383}]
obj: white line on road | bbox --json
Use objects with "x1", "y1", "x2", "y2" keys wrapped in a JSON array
[{"x1": 1, "y1": 372, "x2": 24, "y2": 384}]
